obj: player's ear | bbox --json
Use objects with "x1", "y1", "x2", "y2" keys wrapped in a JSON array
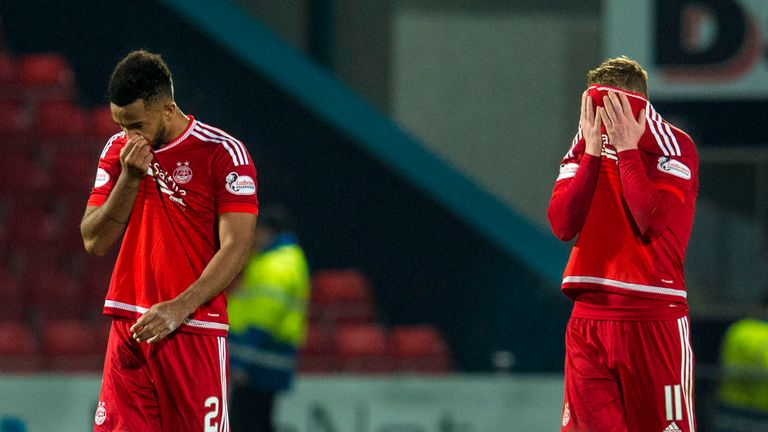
[{"x1": 164, "y1": 101, "x2": 176, "y2": 120}]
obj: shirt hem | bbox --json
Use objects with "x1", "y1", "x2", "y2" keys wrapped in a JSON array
[
  {"x1": 562, "y1": 275, "x2": 687, "y2": 299},
  {"x1": 103, "y1": 309, "x2": 229, "y2": 337}
]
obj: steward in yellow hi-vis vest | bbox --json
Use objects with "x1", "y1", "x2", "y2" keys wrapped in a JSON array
[
  {"x1": 228, "y1": 206, "x2": 310, "y2": 431},
  {"x1": 715, "y1": 318, "x2": 768, "y2": 431}
]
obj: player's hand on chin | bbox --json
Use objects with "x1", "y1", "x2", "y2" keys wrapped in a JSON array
[{"x1": 130, "y1": 299, "x2": 191, "y2": 343}]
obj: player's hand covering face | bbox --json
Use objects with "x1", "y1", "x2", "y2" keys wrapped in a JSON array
[
  {"x1": 600, "y1": 92, "x2": 646, "y2": 152},
  {"x1": 580, "y1": 90, "x2": 604, "y2": 157}
]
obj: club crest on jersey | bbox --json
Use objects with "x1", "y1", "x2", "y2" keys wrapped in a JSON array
[
  {"x1": 94, "y1": 167, "x2": 110, "y2": 188},
  {"x1": 657, "y1": 156, "x2": 691, "y2": 180},
  {"x1": 225, "y1": 172, "x2": 256, "y2": 195},
  {"x1": 95, "y1": 401, "x2": 107, "y2": 426},
  {"x1": 173, "y1": 161, "x2": 193, "y2": 184},
  {"x1": 562, "y1": 402, "x2": 570, "y2": 426}
]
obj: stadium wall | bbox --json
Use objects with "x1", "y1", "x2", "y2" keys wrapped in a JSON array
[{"x1": 0, "y1": 374, "x2": 564, "y2": 431}]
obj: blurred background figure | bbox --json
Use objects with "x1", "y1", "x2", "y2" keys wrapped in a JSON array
[
  {"x1": 0, "y1": 418, "x2": 26, "y2": 432},
  {"x1": 714, "y1": 298, "x2": 768, "y2": 432},
  {"x1": 228, "y1": 204, "x2": 310, "y2": 432}
]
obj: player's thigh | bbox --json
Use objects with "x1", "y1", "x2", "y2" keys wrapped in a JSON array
[
  {"x1": 619, "y1": 317, "x2": 695, "y2": 432},
  {"x1": 95, "y1": 319, "x2": 161, "y2": 431},
  {"x1": 151, "y1": 332, "x2": 229, "y2": 432},
  {"x1": 562, "y1": 318, "x2": 627, "y2": 432}
]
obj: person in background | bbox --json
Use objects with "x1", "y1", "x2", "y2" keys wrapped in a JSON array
[
  {"x1": 228, "y1": 205, "x2": 310, "y2": 432},
  {"x1": 715, "y1": 311, "x2": 768, "y2": 431}
]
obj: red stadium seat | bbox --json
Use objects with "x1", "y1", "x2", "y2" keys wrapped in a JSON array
[
  {"x1": 0, "y1": 152, "x2": 48, "y2": 195},
  {"x1": 33, "y1": 99, "x2": 87, "y2": 140},
  {"x1": 334, "y1": 323, "x2": 394, "y2": 374},
  {"x1": 47, "y1": 151, "x2": 98, "y2": 195},
  {"x1": 16, "y1": 53, "x2": 75, "y2": 100},
  {"x1": 80, "y1": 256, "x2": 115, "y2": 311},
  {"x1": 89, "y1": 106, "x2": 119, "y2": 141},
  {"x1": 5, "y1": 206, "x2": 61, "y2": 249},
  {"x1": 391, "y1": 325, "x2": 453, "y2": 374},
  {"x1": 0, "y1": 100, "x2": 27, "y2": 137},
  {"x1": 0, "y1": 54, "x2": 22, "y2": 101},
  {"x1": 0, "y1": 53, "x2": 14, "y2": 84},
  {"x1": 297, "y1": 324, "x2": 337, "y2": 374},
  {"x1": 311, "y1": 270, "x2": 376, "y2": 325},
  {"x1": 0, "y1": 270, "x2": 29, "y2": 322},
  {"x1": 41, "y1": 319, "x2": 105, "y2": 371},
  {"x1": 27, "y1": 265, "x2": 86, "y2": 320},
  {"x1": 0, "y1": 321, "x2": 42, "y2": 373}
]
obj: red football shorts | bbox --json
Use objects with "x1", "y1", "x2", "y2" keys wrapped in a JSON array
[
  {"x1": 562, "y1": 316, "x2": 696, "y2": 432},
  {"x1": 94, "y1": 318, "x2": 230, "y2": 432}
]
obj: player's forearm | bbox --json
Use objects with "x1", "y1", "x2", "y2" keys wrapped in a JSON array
[
  {"x1": 81, "y1": 174, "x2": 142, "y2": 256},
  {"x1": 618, "y1": 150, "x2": 680, "y2": 238},
  {"x1": 173, "y1": 239, "x2": 253, "y2": 317},
  {"x1": 547, "y1": 154, "x2": 601, "y2": 241}
]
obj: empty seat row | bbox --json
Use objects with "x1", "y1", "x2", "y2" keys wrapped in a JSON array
[
  {"x1": 0, "y1": 261, "x2": 112, "y2": 321},
  {"x1": 309, "y1": 270, "x2": 378, "y2": 325},
  {"x1": 0, "y1": 320, "x2": 108, "y2": 373},
  {"x1": 0, "y1": 100, "x2": 117, "y2": 143},
  {"x1": 0, "y1": 52, "x2": 76, "y2": 101},
  {"x1": 0, "y1": 321, "x2": 453, "y2": 375},
  {"x1": 299, "y1": 323, "x2": 453, "y2": 375},
  {"x1": 0, "y1": 150, "x2": 98, "y2": 198}
]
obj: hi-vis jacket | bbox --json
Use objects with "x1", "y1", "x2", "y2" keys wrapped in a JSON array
[
  {"x1": 228, "y1": 234, "x2": 310, "y2": 391},
  {"x1": 719, "y1": 319, "x2": 768, "y2": 413}
]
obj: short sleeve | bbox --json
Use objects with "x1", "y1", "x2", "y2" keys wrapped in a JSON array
[
  {"x1": 87, "y1": 132, "x2": 125, "y2": 207},
  {"x1": 212, "y1": 138, "x2": 259, "y2": 215}
]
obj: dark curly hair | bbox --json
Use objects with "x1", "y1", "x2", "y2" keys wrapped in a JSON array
[{"x1": 108, "y1": 50, "x2": 174, "y2": 106}]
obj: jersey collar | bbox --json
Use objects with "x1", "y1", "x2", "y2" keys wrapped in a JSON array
[{"x1": 155, "y1": 115, "x2": 196, "y2": 153}]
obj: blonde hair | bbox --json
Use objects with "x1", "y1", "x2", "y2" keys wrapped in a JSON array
[{"x1": 587, "y1": 56, "x2": 648, "y2": 97}]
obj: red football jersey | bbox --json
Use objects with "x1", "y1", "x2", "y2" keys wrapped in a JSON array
[
  {"x1": 553, "y1": 86, "x2": 698, "y2": 305},
  {"x1": 87, "y1": 116, "x2": 259, "y2": 336}
]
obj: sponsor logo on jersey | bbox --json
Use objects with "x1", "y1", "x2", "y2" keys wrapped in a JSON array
[
  {"x1": 173, "y1": 161, "x2": 193, "y2": 184},
  {"x1": 601, "y1": 146, "x2": 619, "y2": 163},
  {"x1": 94, "y1": 168, "x2": 110, "y2": 188},
  {"x1": 95, "y1": 401, "x2": 107, "y2": 426},
  {"x1": 663, "y1": 421, "x2": 682, "y2": 432},
  {"x1": 657, "y1": 156, "x2": 691, "y2": 180},
  {"x1": 562, "y1": 402, "x2": 570, "y2": 427},
  {"x1": 225, "y1": 172, "x2": 256, "y2": 196}
]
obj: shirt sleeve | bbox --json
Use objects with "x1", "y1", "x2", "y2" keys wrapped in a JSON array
[
  {"x1": 547, "y1": 128, "x2": 601, "y2": 241},
  {"x1": 86, "y1": 133, "x2": 125, "y2": 207},
  {"x1": 618, "y1": 149, "x2": 684, "y2": 239},
  {"x1": 211, "y1": 138, "x2": 259, "y2": 215},
  {"x1": 644, "y1": 133, "x2": 697, "y2": 203}
]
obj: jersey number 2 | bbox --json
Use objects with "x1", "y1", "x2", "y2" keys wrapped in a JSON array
[{"x1": 204, "y1": 396, "x2": 220, "y2": 432}]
